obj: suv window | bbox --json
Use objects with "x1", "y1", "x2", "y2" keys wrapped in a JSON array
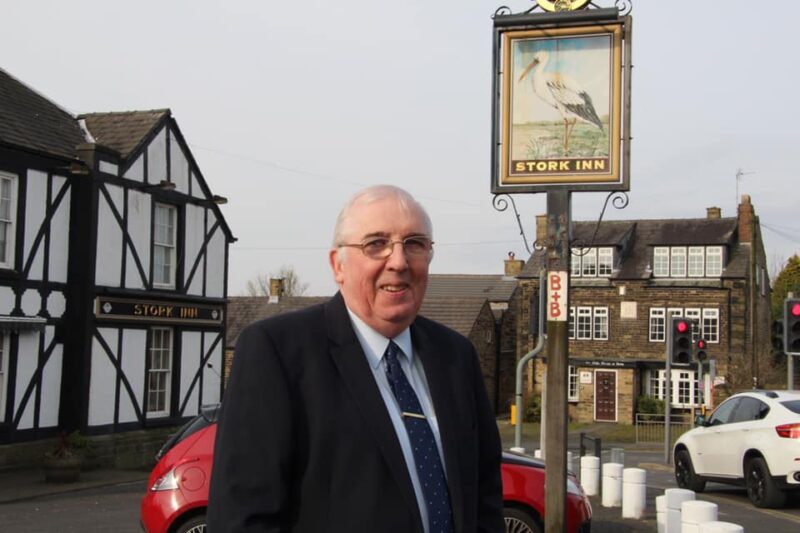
[
  {"x1": 781, "y1": 400, "x2": 800, "y2": 414},
  {"x1": 708, "y1": 398, "x2": 740, "y2": 426},
  {"x1": 732, "y1": 397, "x2": 769, "y2": 423}
]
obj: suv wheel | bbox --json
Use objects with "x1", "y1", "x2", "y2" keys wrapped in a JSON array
[
  {"x1": 674, "y1": 449, "x2": 706, "y2": 493},
  {"x1": 745, "y1": 457, "x2": 786, "y2": 508}
]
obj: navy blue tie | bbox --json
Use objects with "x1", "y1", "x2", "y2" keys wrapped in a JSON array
[{"x1": 384, "y1": 341, "x2": 453, "y2": 533}]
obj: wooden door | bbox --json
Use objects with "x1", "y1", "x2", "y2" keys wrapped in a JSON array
[{"x1": 595, "y1": 370, "x2": 617, "y2": 422}]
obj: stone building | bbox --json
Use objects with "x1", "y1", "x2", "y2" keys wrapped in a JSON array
[{"x1": 516, "y1": 197, "x2": 772, "y2": 424}]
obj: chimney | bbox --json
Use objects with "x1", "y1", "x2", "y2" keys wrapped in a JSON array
[
  {"x1": 504, "y1": 252, "x2": 525, "y2": 277},
  {"x1": 737, "y1": 195, "x2": 754, "y2": 243},
  {"x1": 268, "y1": 278, "x2": 284, "y2": 303},
  {"x1": 706, "y1": 206, "x2": 721, "y2": 219},
  {"x1": 535, "y1": 214, "x2": 548, "y2": 244}
]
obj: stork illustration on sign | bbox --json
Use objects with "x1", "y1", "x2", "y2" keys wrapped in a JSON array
[
  {"x1": 511, "y1": 35, "x2": 611, "y2": 160},
  {"x1": 518, "y1": 49, "x2": 603, "y2": 153}
]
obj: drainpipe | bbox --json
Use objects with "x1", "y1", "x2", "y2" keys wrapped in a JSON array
[{"x1": 514, "y1": 271, "x2": 547, "y2": 450}]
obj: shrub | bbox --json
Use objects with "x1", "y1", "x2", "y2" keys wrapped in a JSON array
[
  {"x1": 637, "y1": 395, "x2": 664, "y2": 420},
  {"x1": 524, "y1": 394, "x2": 542, "y2": 423}
]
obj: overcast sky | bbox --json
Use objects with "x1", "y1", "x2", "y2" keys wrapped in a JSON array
[{"x1": 4, "y1": 1, "x2": 798, "y2": 296}]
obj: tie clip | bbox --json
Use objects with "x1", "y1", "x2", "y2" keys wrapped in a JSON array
[{"x1": 402, "y1": 411, "x2": 426, "y2": 420}]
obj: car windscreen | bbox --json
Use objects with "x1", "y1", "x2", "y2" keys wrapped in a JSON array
[
  {"x1": 155, "y1": 415, "x2": 213, "y2": 460},
  {"x1": 780, "y1": 400, "x2": 800, "y2": 414}
]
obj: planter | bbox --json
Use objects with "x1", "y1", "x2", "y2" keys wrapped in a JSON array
[{"x1": 43, "y1": 454, "x2": 82, "y2": 483}]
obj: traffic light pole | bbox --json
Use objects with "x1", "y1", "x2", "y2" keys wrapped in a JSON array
[
  {"x1": 544, "y1": 189, "x2": 570, "y2": 533},
  {"x1": 664, "y1": 327, "x2": 672, "y2": 465}
]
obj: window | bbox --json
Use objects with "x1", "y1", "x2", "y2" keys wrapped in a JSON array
[
  {"x1": 688, "y1": 247, "x2": 705, "y2": 277},
  {"x1": 0, "y1": 173, "x2": 17, "y2": 269},
  {"x1": 593, "y1": 307, "x2": 609, "y2": 340},
  {"x1": 598, "y1": 248, "x2": 613, "y2": 277},
  {"x1": 153, "y1": 204, "x2": 177, "y2": 287},
  {"x1": 576, "y1": 307, "x2": 592, "y2": 340},
  {"x1": 706, "y1": 246, "x2": 723, "y2": 277},
  {"x1": 649, "y1": 308, "x2": 665, "y2": 342},
  {"x1": 649, "y1": 307, "x2": 719, "y2": 343},
  {"x1": 0, "y1": 332, "x2": 6, "y2": 422},
  {"x1": 676, "y1": 372, "x2": 692, "y2": 406},
  {"x1": 147, "y1": 328, "x2": 172, "y2": 417},
  {"x1": 571, "y1": 247, "x2": 612, "y2": 278},
  {"x1": 653, "y1": 247, "x2": 669, "y2": 277},
  {"x1": 568, "y1": 366, "x2": 579, "y2": 401},
  {"x1": 653, "y1": 246, "x2": 725, "y2": 278},
  {"x1": 670, "y1": 247, "x2": 686, "y2": 277},
  {"x1": 702, "y1": 309, "x2": 719, "y2": 343},
  {"x1": 570, "y1": 306, "x2": 608, "y2": 341},
  {"x1": 648, "y1": 370, "x2": 663, "y2": 400}
]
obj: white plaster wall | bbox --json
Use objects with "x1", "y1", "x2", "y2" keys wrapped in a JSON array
[
  {"x1": 205, "y1": 226, "x2": 226, "y2": 298},
  {"x1": 185, "y1": 205, "x2": 205, "y2": 296},
  {"x1": 46, "y1": 291, "x2": 66, "y2": 318},
  {"x1": 180, "y1": 331, "x2": 202, "y2": 416},
  {"x1": 39, "y1": 326, "x2": 61, "y2": 428},
  {"x1": 190, "y1": 170, "x2": 204, "y2": 199},
  {"x1": 147, "y1": 128, "x2": 167, "y2": 185},
  {"x1": 202, "y1": 333, "x2": 222, "y2": 406},
  {"x1": 88, "y1": 328, "x2": 118, "y2": 427},
  {"x1": 170, "y1": 131, "x2": 190, "y2": 194},
  {"x1": 0, "y1": 286, "x2": 14, "y2": 314},
  {"x1": 24, "y1": 170, "x2": 47, "y2": 280},
  {"x1": 48, "y1": 175, "x2": 70, "y2": 283},
  {"x1": 126, "y1": 190, "x2": 151, "y2": 289},
  {"x1": 124, "y1": 154, "x2": 144, "y2": 182},
  {"x1": 95, "y1": 184, "x2": 124, "y2": 287},
  {"x1": 14, "y1": 331, "x2": 40, "y2": 430},
  {"x1": 20, "y1": 289, "x2": 39, "y2": 316},
  {"x1": 99, "y1": 161, "x2": 118, "y2": 176},
  {"x1": 119, "y1": 329, "x2": 147, "y2": 424}
]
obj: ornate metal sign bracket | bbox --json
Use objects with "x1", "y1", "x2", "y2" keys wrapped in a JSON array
[{"x1": 494, "y1": 0, "x2": 632, "y2": 18}]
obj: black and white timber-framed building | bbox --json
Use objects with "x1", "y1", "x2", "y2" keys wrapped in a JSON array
[{"x1": 0, "y1": 68, "x2": 234, "y2": 445}]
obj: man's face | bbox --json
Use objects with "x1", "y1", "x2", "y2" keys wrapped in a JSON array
[{"x1": 329, "y1": 196, "x2": 431, "y2": 339}]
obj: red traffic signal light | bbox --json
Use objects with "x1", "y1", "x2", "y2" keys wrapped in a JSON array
[
  {"x1": 786, "y1": 299, "x2": 800, "y2": 354},
  {"x1": 695, "y1": 338, "x2": 708, "y2": 362},
  {"x1": 670, "y1": 316, "x2": 693, "y2": 366}
]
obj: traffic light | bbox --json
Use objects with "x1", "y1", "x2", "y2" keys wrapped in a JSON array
[
  {"x1": 786, "y1": 298, "x2": 800, "y2": 354},
  {"x1": 670, "y1": 316, "x2": 693, "y2": 366},
  {"x1": 695, "y1": 338, "x2": 708, "y2": 362},
  {"x1": 772, "y1": 320, "x2": 785, "y2": 355}
]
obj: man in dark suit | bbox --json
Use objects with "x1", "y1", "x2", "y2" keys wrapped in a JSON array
[{"x1": 208, "y1": 185, "x2": 504, "y2": 532}]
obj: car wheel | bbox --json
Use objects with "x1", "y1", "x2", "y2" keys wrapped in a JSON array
[
  {"x1": 746, "y1": 457, "x2": 786, "y2": 508},
  {"x1": 175, "y1": 514, "x2": 207, "y2": 533},
  {"x1": 674, "y1": 449, "x2": 706, "y2": 493},
  {"x1": 503, "y1": 507, "x2": 542, "y2": 533}
]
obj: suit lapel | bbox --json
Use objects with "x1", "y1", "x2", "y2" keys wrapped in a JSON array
[
  {"x1": 324, "y1": 294, "x2": 423, "y2": 531},
  {"x1": 411, "y1": 321, "x2": 465, "y2": 533}
]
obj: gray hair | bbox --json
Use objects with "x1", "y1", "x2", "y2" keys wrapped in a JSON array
[{"x1": 332, "y1": 185, "x2": 433, "y2": 247}]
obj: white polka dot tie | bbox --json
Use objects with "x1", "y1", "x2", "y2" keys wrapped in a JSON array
[{"x1": 384, "y1": 341, "x2": 453, "y2": 533}]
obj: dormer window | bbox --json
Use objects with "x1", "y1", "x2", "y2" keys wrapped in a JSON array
[
  {"x1": 571, "y1": 247, "x2": 613, "y2": 278},
  {"x1": 653, "y1": 246, "x2": 723, "y2": 278}
]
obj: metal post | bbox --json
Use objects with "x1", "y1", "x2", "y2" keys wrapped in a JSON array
[
  {"x1": 544, "y1": 189, "x2": 570, "y2": 533},
  {"x1": 664, "y1": 325, "x2": 673, "y2": 465},
  {"x1": 789, "y1": 355, "x2": 795, "y2": 391}
]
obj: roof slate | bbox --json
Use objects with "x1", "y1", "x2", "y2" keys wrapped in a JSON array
[
  {"x1": 0, "y1": 68, "x2": 85, "y2": 160},
  {"x1": 520, "y1": 217, "x2": 742, "y2": 280},
  {"x1": 419, "y1": 297, "x2": 490, "y2": 337},
  {"x1": 79, "y1": 109, "x2": 169, "y2": 159},
  {"x1": 425, "y1": 274, "x2": 517, "y2": 302}
]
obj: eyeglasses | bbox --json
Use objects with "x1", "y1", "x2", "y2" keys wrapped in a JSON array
[{"x1": 338, "y1": 236, "x2": 434, "y2": 260}]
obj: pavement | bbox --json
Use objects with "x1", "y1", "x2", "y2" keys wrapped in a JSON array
[{"x1": 0, "y1": 467, "x2": 149, "y2": 504}]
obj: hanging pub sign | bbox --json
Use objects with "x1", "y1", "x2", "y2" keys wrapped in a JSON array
[
  {"x1": 491, "y1": 7, "x2": 632, "y2": 193},
  {"x1": 95, "y1": 295, "x2": 224, "y2": 326}
]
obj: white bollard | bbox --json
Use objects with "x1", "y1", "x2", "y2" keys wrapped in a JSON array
[
  {"x1": 681, "y1": 500, "x2": 717, "y2": 533},
  {"x1": 602, "y1": 462, "x2": 624, "y2": 507},
  {"x1": 580, "y1": 455, "x2": 600, "y2": 496},
  {"x1": 533, "y1": 449, "x2": 542, "y2": 459},
  {"x1": 567, "y1": 451, "x2": 574, "y2": 473},
  {"x1": 509, "y1": 446, "x2": 525, "y2": 454},
  {"x1": 656, "y1": 495, "x2": 666, "y2": 533},
  {"x1": 664, "y1": 488, "x2": 695, "y2": 533},
  {"x1": 703, "y1": 521, "x2": 744, "y2": 533},
  {"x1": 622, "y1": 467, "x2": 646, "y2": 519}
]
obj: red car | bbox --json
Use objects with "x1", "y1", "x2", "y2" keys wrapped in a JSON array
[{"x1": 141, "y1": 406, "x2": 592, "y2": 533}]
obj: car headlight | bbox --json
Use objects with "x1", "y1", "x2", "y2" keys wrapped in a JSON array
[
  {"x1": 150, "y1": 467, "x2": 179, "y2": 491},
  {"x1": 566, "y1": 477, "x2": 583, "y2": 496}
]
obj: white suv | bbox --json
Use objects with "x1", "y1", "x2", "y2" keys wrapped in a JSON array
[{"x1": 674, "y1": 390, "x2": 800, "y2": 508}]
